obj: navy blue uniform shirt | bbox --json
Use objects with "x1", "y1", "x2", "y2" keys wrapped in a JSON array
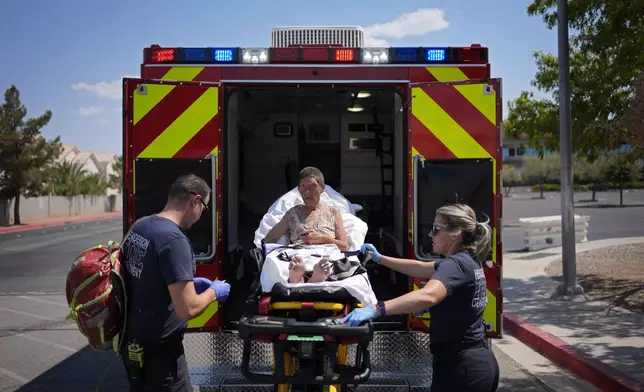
[
  {"x1": 429, "y1": 251, "x2": 488, "y2": 344},
  {"x1": 121, "y1": 215, "x2": 196, "y2": 344}
]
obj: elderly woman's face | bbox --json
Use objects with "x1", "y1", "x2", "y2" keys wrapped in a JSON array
[{"x1": 298, "y1": 177, "x2": 322, "y2": 207}]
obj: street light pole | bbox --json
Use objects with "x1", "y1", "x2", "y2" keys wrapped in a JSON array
[{"x1": 556, "y1": 0, "x2": 584, "y2": 296}]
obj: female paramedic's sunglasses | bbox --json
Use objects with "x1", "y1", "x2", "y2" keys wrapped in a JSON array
[{"x1": 430, "y1": 225, "x2": 442, "y2": 236}]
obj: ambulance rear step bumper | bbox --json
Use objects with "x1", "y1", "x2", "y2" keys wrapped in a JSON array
[
  {"x1": 192, "y1": 376, "x2": 431, "y2": 391},
  {"x1": 185, "y1": 332, "x2": 432, "y2": 391}
]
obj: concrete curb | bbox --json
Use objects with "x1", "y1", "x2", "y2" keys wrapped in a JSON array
[
  {"x1": 503, "y1": 311, "x2": 644, "y2": 392},
  {"x1": 0, "y1": 213, "x2": 122, "y2": 234}
]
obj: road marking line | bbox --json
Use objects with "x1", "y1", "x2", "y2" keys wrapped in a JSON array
[
  {"x1": 0, "y1": 307, "x2": 55, "y2": 320},
  {"x1": 0, "y1": 366, "x2": 28, "y2": 384},
  {"x1": 16, "y1": 333, "x2": 78, "y2": 353},
  {"x1": 0, "y1": 292, "x2": 65, "y2": 296},
  {"x1": 19, "y1": 296, "x2": 68, "y2": 308}
]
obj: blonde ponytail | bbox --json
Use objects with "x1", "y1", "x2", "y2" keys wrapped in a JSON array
[{"x1": 436, "y1": 204, "x2": 492, "y2": 263}]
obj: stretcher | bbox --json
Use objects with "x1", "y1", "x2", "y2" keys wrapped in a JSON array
[{"x1": 238, "y1": 243, "x2": 375, "y2": 391}]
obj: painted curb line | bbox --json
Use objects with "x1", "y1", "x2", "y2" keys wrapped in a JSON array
[{"x1": 503, "y1": 311, "x2": 644, "y2": 392}]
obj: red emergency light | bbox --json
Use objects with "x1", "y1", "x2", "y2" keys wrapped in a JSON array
[
  {"x1": 150, "y1": 48, "x2": 176, "y2": 63},
  {"x1": 268, "y1": 47, "x2": 360, "y2": 63},
  {"x1": 334, "y1": 49, "x2": 355, "y2": 62}
]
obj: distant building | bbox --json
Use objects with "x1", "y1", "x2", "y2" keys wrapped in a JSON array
[{"x1": 57, "y1": 144, "x2": 120, "y2": 195}]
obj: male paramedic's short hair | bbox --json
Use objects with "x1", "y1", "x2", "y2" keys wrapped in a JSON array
[
  {"x1": 168, "y1": 174, "x2": 211, "y2": 202},
  {"x1": 299, "y1": 166, "x2": 325, "y2": 187}
]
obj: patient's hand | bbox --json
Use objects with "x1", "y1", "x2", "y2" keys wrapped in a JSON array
[
  {"x1": 300, "y1": 231, "x2": 328, "y2": 245},
  {"x1": 288, "y1": 256, "x2": 306, "y2": 283},
  {"x1": 310, "y1": 258, "x2": 332, "y2": 283}
]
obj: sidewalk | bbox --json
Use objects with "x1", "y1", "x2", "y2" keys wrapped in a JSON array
[
  {"x1": 0, "y1": 212, "x2": 122, "y2": 234},
  {"x1": 503, "y1": 237, "x2": 644, "y2": 392}
]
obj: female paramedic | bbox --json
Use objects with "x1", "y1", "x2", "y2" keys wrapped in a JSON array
[{"x1": 341, "y1": 203, "x2": 500, "y2": 392}]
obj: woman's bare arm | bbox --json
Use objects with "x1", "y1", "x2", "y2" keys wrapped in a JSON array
[
  {"x1": 379, "y1": 255, "x2": 437, "y2": 279},
  {"x1": 325, "y1": 208, "x2": 349, "y2": 251},
  {"x1": 264, "y1": 217, "x2": 289, "y2": 243},
  {"x1": 377, "y1": 279, "x2": 448, "y2": 316}
]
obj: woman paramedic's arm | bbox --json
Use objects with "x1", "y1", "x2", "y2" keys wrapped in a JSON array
[
  {"x1": 378, "y1": 255, "x2": 437, "y2": 279},
  {"x1": 377, "y1": 257, "x2": 468, "y2": 316},
  {"x1": 160, "y1": 237, "x2": 217, "y2": 321}
]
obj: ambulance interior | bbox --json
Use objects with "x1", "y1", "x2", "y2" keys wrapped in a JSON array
[{"x1": 223, "y1": 86, "x2": 410, "y2": 327}]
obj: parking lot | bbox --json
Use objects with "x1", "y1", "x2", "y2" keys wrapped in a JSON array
[
  {"x1": 2, "y1": 190, "x2": 642, "y2": 391},
  {"x1": 502, "y1": 189, "x2": 644, "y2": 251}
]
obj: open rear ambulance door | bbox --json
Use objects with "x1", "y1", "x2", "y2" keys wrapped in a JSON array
[
  {"x1": 122, "y1": 78, "x2": 224, "y2": 332},
  {"x1": 407, "y1": 78, "x2": 503, "y2": 338}
]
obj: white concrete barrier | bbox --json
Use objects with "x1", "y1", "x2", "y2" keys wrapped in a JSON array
[{"x1": 519, "y1": 215, "x2": 590, "y2": 251}]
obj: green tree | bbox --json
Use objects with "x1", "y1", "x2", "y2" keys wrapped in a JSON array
[
  {"x1": 80, "y1": 173, "x2": 110, "y2": 196},
  {"x1": 0, "y1": 86, "x2": 61, "y2": 225},
  {"x1": 108, "y1": 155, "x2": 123, "y2": 191},
  {"x1": 619, "y1": 72, "x2": 644, "y2": 152},
  {"x1": 502, "y1": 164, "x2": 524, "y2": 197},
  {"x1": 48, "y1": 160, "x2": 87, "y2": 216},
  {"x1": 506, "y1": 0, "x2": 644, "y2": 158},
  {"x1": 523, "y1": 155, "x2": 561, "y2": 198},
  {"x1": 574, "y1": 156, "x2": 609, "y2": 201},
  {"x1": 604, "y1": 153, "x2": 640, "y2": 206}
]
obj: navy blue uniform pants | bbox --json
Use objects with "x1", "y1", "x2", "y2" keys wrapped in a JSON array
[
  {"x1": 121, "y1": 338, "x2": 192, "y2": 392},
  {"x1": 431, "y1": 341, "x2": 500, "y2": 392}
]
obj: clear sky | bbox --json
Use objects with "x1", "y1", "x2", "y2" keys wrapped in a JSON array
[{"x1": 0, "y1": 0, "x2": 558, "y2": 155}]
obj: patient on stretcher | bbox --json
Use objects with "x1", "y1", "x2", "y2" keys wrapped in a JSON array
[
  {"x1": 264, "y1": 166, "x2": 349, "y2": 284},
  {"x1": 255, "y1": 167, "x2": 377, "y2": 305}
]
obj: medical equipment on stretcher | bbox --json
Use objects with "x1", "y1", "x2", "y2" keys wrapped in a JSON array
[{"x1": 238, "y1": 245, "x2": 376, "y2": 388}]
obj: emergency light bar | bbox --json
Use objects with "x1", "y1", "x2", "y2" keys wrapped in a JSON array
[{"x1": 144, "y1": 44, "x2": 488, "y2": 65}]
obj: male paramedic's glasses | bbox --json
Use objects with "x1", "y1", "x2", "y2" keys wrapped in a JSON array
[{"x1": 189, "y1": 192, "x2": 209, "y2": 210}]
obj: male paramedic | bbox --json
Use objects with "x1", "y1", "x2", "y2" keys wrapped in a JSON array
[{"x1": 120, "y1": 173, "x2": 231, "y2": 392}]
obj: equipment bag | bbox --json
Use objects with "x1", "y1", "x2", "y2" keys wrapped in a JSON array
[
  {"x1": 65, "y1": 219, "x2": 144, "y2": 352},
  {"x1": 66, "y1": 241, "x2": 128, "y2": 352}
]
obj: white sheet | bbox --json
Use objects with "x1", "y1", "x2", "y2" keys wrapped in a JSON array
[
  {"x1": 260, "y1": 244, "x2": 377, "y2": 306},
  {"x1": 253, "y1": 186, "x2": 375, "y2": 305},
  {"x1": 253, "y1": 185, "x2": 368, "y2": 251}
]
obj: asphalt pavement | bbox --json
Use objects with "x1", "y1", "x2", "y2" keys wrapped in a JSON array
[{"x1": 0, "y1": 214, "x2": 606, "y2": 391}]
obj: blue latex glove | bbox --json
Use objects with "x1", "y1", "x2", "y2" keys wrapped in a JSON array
[
  {"x1": 340, "y1": 306, "x2": 378, "y2": 327},
  {"x1": 193, "y1": 277, "x2": 214, "y2": 294},
  {"x1": 210, "y1": 280, "x2": 231, "y2": 302},
  {"x1": 360, "y1": 243, "x2": 381, "y2": 263}
]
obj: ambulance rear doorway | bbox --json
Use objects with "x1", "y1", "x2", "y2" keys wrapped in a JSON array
[{"x1": 222, "y1": 85, "x2": 409, "y2": 313}]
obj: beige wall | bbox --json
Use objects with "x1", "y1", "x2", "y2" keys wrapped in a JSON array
[{"x1": 0, "y1": 194, "x2": 122, "y2": 225}]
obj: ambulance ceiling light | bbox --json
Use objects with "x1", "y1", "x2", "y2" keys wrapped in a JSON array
[
  {"x1": 357, "y1": 91, "x2": 371, "y2": 98},
  {"x1": 241, "y1": 48, "x2": 269, "y2": 64},
  {"x1": 347, "y1": 104, "x2": 364, "y2": 112}
]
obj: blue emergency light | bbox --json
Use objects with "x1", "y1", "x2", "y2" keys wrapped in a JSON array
[
  {"x1": 213, "y1": 48, "x2": 237, "y2": 63},
  {"x1": 391, "y1": 48, "x2": 422, "y2": 63},
  {"x1": 425, "y1": 48, "x2": 447, "y2": 62},
  {"x1": 146, "y1": 45, "x2": 487, "y2": 65}
]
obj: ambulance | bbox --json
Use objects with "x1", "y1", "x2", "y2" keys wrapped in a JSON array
[{"x1": 121, "y1": 26, "x2": 503, "y2": 391}]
